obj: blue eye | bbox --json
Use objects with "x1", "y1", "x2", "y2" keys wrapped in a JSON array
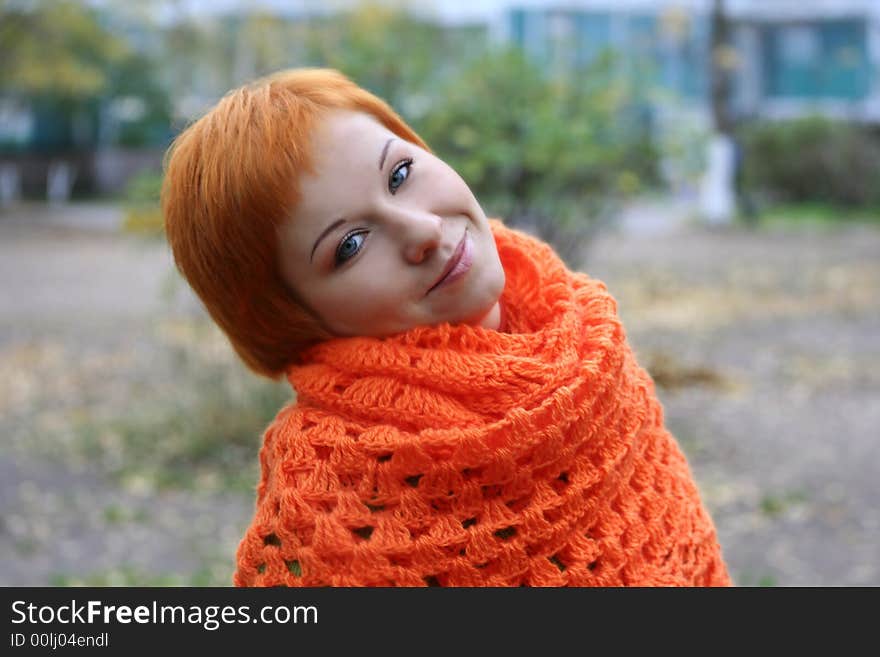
[
  {"x1": 334, "y1": 230, "x2": 367, "y2": 267},
  {"x1": 389, "y1": 158, "x2": 413, "y2": 194}
]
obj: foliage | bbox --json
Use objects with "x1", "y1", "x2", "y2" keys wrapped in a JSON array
[
  {"x1": 0, "y1": 0, "x2": 129, "y2": 97},
  {"x1": 107, "y1": 53, "x2": 173, "y2": 148},
  {"x1": 156, "y1": 10, "x2": 302, "y2": 106},
  {"x1": 417, "y1": 48, "x2": 658, "y2": 265},
  {"x1": 652, "y1": 99, "x2": 712, "y2": 191},
  {"x1": 738, "y1": 116, "x2": 880, "y2": 210},
  {"x1": 302, "y1": 2, "x2": 481, "y2": 113},
  {"x1": 121, "y1": 169, "x2": 165, "y2": 235},
  {"x1": 0, "y1": 1, "x2": 122, "y2": 152},
  {"x1": 754, "y1": 202, "x2": 880, "y2": 228},
  {"x1": 123, "y1": 168, "x2": 163, "y2": 206},
  {"x1": 1, "y1": 0, "x2": 174, "y2": 151}
]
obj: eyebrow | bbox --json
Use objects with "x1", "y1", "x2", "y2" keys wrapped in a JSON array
[
  {"x1": 310, "y1": 218, "x2": 346, "y2": 263},
  {"x1": 379, "y1": 137, "x2": 395, "y2": 170}
]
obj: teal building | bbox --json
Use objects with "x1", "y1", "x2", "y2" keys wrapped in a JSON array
[{"x1": 503, "y1": 0, "x2": 879, "y2": 122}]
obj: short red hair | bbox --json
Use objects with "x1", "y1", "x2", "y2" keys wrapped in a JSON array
[{"x1": 161, "y1": 69, "x2": 430, "y2": 379}]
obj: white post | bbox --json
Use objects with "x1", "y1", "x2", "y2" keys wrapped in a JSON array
[
  {"x1": 700, "y1": 133, "x2": 737, "y2": 225},
  {"x1": 47, "y1": 160, "x2": 77, "y2": 205},
  {"x1": 0, "y1": 163, "x2": 22, "y2": 207}
]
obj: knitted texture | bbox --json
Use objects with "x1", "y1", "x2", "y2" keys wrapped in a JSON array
[{"x1": 234, "y1": 219, "x2": 730, "y2": 587}]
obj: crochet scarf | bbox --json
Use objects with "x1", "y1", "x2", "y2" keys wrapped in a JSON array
[{"x1": 234, "y1": 219, "x2": 730, "y2": 587}]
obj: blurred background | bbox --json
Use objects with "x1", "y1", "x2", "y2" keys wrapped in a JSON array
[{"x1": 1, "y1": 0, "x2": 877, "y2": 586}]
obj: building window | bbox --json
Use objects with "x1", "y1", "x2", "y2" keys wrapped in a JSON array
[
  {"x1": 765, "y1": 20, "x2": 868, "y2": 100},
  {"x1": 779, "y1": 26, "x2": 819, "y2": 64}
]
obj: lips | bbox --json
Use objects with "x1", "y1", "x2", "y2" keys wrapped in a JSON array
[{"x1": 427, "y1": 230, "x2": 468, "y2": 294}]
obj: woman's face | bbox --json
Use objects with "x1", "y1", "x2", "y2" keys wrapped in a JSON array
[{"x1": 277, "y1": 110, "x2": 506, "y2": 338}]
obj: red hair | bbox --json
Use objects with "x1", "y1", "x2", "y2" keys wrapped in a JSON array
[{"x1": 161, "y1": 68, "x2": 429, "y2": 379}]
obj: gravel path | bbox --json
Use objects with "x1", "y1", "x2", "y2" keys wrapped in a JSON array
[
  {"x1": 589, "y1": 221, "x2": 880, "y2": 586},
  {"x1": 1, "y1": 207, "x2": 256, "y2": 585},
  {"x1": 2, "y1": 202, "x2": 878, "y2": 586}
]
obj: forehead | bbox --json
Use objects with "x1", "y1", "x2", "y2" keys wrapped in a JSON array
[
  {"x1": 296, "y1": 110, "x2": 394, "y2": 208},
  {"x1": 293, "y1": 110, "x2": 394, "y2": 216},
  {"x1": 309, "y1": 110, "x2": 393, "y2": 166}
]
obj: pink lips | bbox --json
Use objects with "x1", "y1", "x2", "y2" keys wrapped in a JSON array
[{"x1": 427, "y1": 230, "x2": 472, "y2": 294}]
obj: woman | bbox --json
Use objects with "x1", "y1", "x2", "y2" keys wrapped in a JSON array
[{"x1": 162, "y1": 68, "x2": 730, "y2": 587}]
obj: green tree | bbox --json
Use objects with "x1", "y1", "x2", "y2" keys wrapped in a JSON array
[
  {"x1": 1, "y1": 0, "x2": 174, "y2": 151},
  {"x1": 0, "y1": 0, "x2": 128, "y2": 97},
  {"x1": 303, "y1": 2, "x2": 465, "y2": 112},
  {"x1": 107, "y1": 51, "x2": 173, "y2": 147},
  {"x1": 418, "y1": 48, "x2": 655, "y2": 265}
]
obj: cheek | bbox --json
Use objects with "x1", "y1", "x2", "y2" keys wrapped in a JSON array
[
  {"x1": 314, "y1": 275, "x2": 401, "y2": 320},
  {"x1": 444, "y1": 163, "x2": 479, "y2": 202},
  {"x1": 423, "y1": 158, "x2": 472, "y2": 198},
  {"x1": 443, "y1": 170, "x2": 473, "y2": 201}
]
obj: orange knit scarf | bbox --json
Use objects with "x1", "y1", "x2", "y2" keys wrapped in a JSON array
[{"x1": 234, "y1": 219, "x2": 730, "y2": 586}]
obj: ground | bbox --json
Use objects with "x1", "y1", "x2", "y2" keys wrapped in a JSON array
[{"x1": 1, "y1": 201, "x2": 878, "y2": 586}]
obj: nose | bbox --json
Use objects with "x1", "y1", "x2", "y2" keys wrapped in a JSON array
[{"x1": 385, "y1": 206, "x2": 443, "y2": 264}]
